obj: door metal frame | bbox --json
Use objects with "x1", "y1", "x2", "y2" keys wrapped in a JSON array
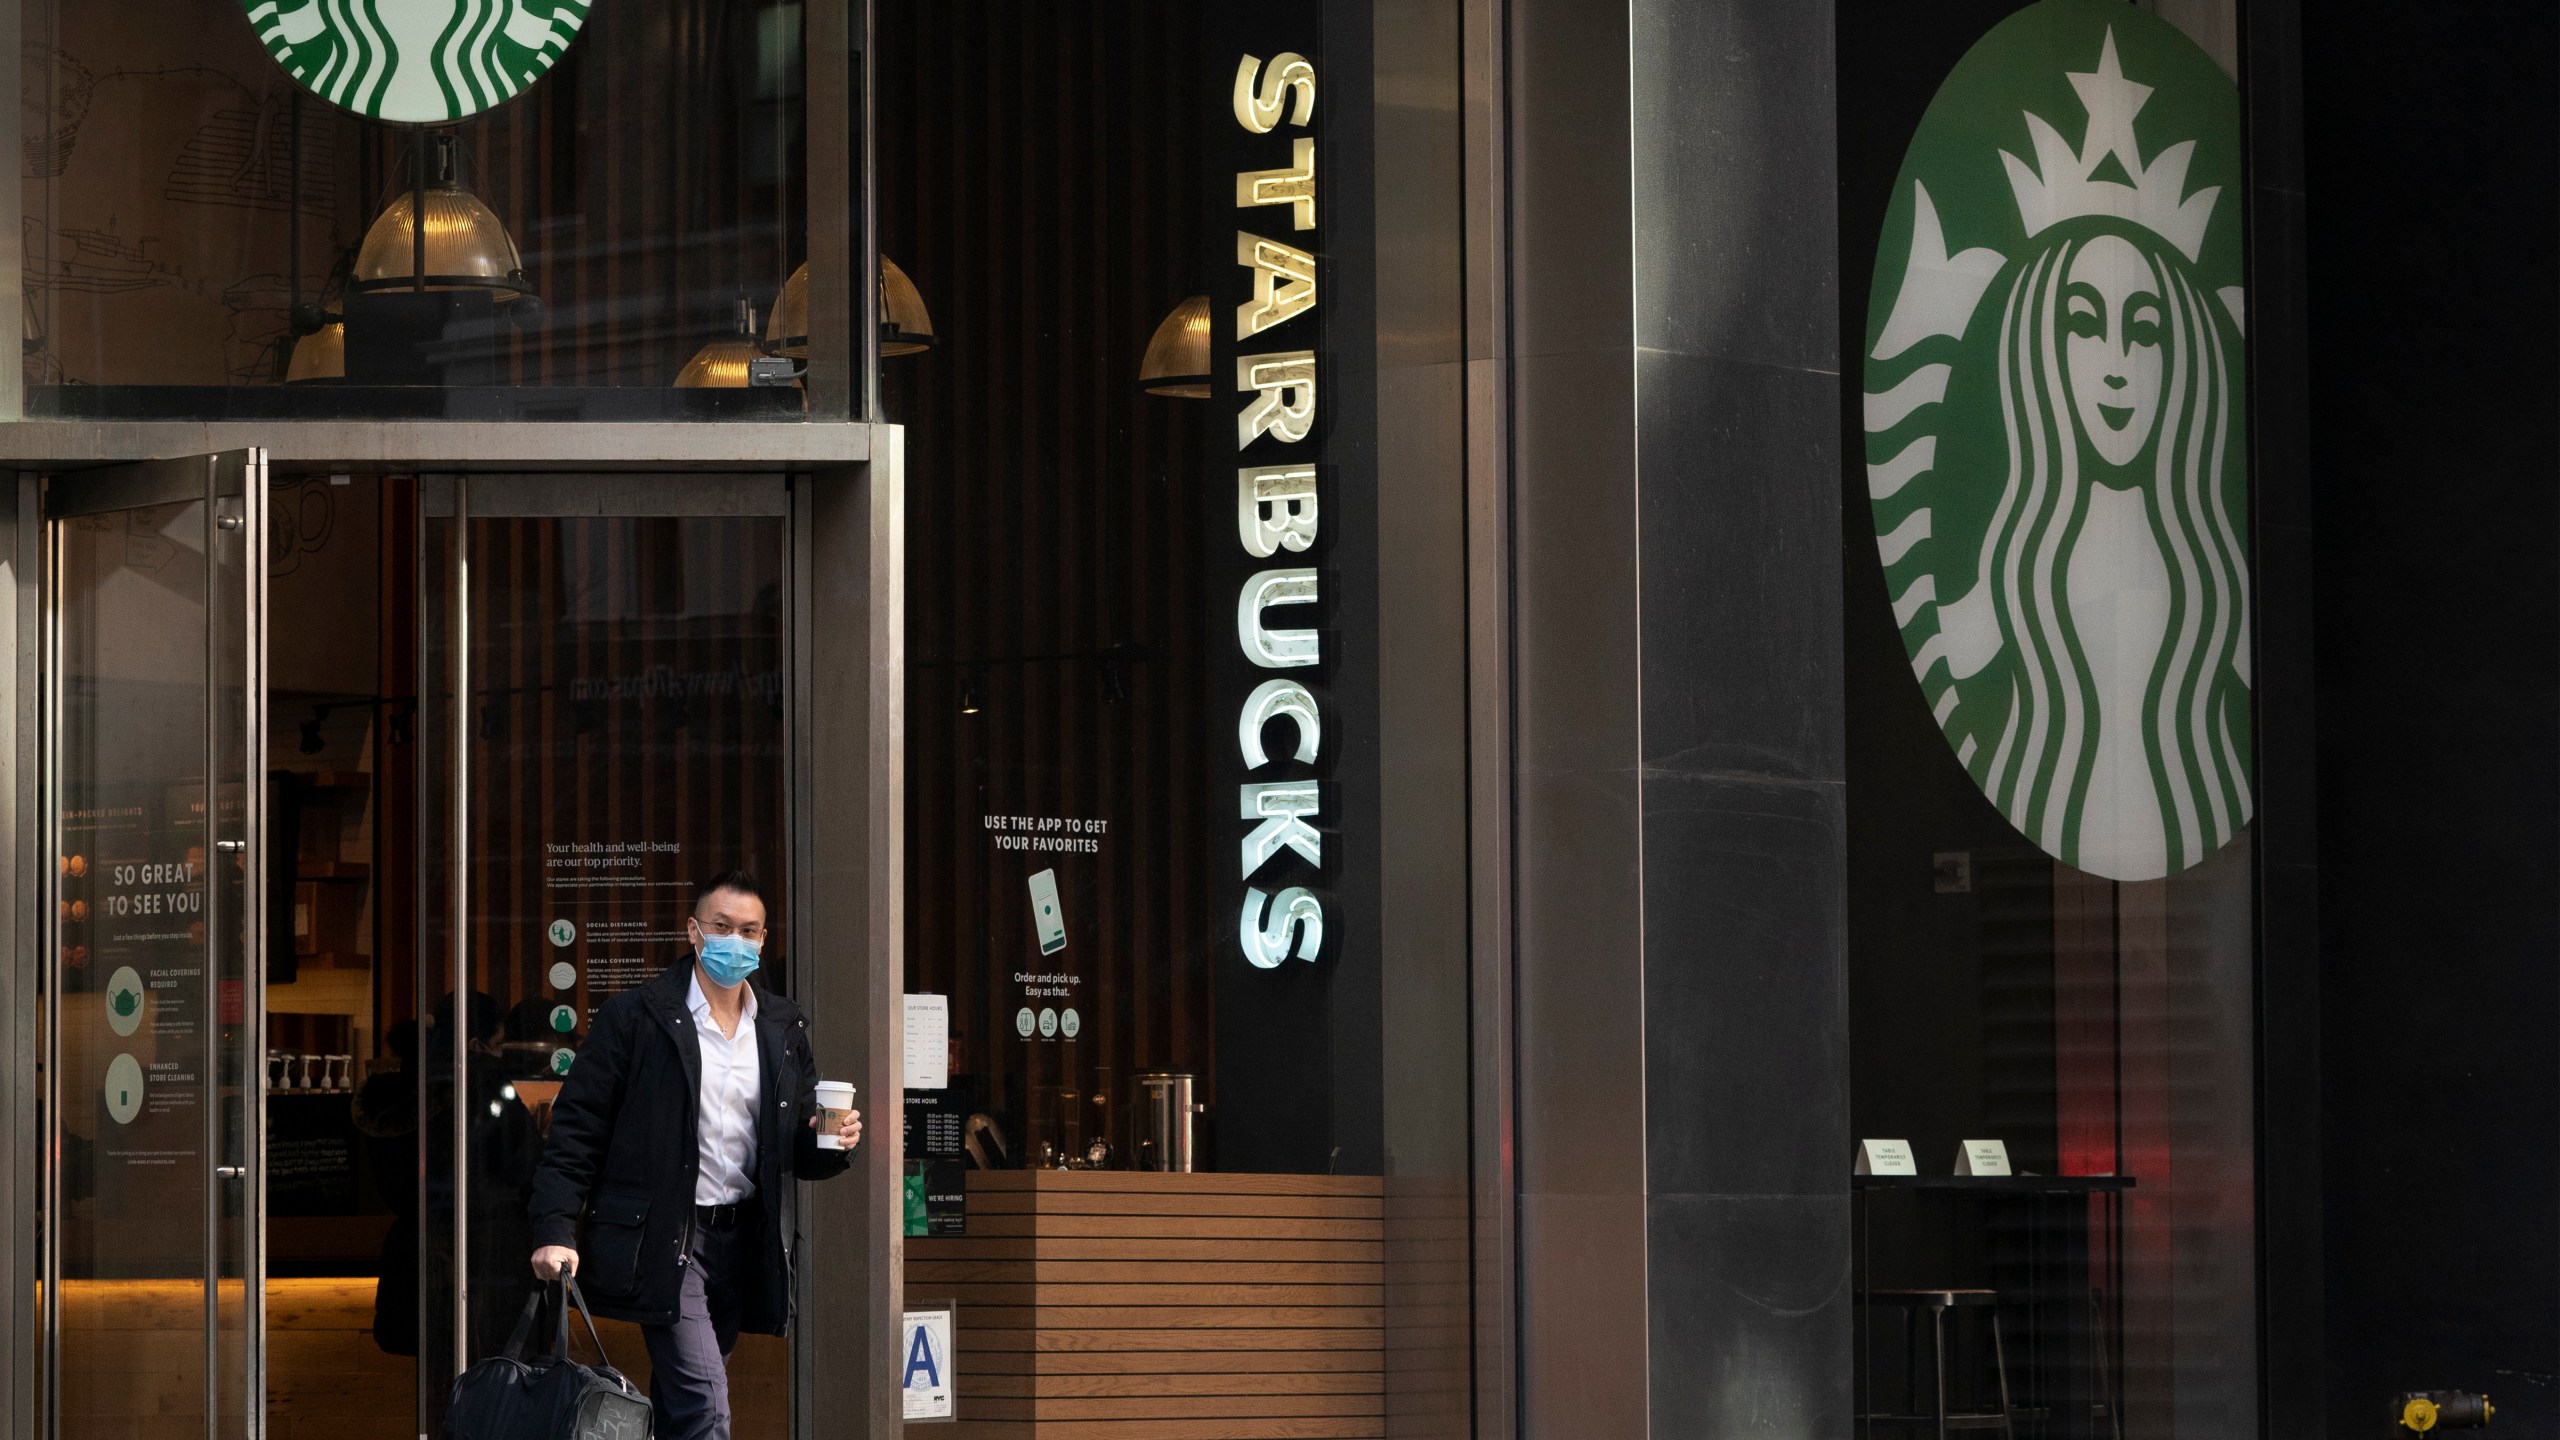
[
  {"x1": 417, "y1": 463, "x2": 899, "y2": 1438},
  {"x1": 791, "y1": 452, "x2": 902, "y2": 1440},
  {"x1": 0, "y1": 447, "x2": 899, "y2": 1440},
  {"x1": 418, "y1": 470, "x2": 794, "y2": 1386},
  {"x1": 33, "y1": 451, "x2": 269, "y2": 1440}
]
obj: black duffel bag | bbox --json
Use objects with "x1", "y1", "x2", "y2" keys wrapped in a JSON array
[{"x1": 443, "y1": 1277, "x2": 653, "y2": 1440}]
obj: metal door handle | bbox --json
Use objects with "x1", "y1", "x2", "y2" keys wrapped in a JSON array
[
  {"x1": 214, "y1": 1166, "x2": 245, "y2": 1179},
  {"x1": 215, "y1": 840, "x2": 245, "y2": 853}
]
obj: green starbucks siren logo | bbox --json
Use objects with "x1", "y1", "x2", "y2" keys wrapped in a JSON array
[
  {"x1": 1863, "y1": 2, "x2": 2248, "y2": 882},
  {"x1": 243, "y1": 0, "x2": 594, "y2": 123}
]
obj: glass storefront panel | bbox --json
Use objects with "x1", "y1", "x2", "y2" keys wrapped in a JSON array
[
  {"x1": 22, "y1": 0, "x2": 831, "y2": 421},
  {"x1": 1843, "y1": 3, "x2": 2257, "y2": 1435},
  {"x1": 885, "y1": 0, "x2": 1473, "y2": 1429},
  {"x1": 47, "y1": 475, "x2": 261, "y2": 1440},
  {"x1": 418, "y1": 492, "x2": 793, "y2": 1434}
]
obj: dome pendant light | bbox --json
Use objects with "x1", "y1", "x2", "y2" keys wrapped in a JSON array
[
  {"x1": 676, "y1": 300, "x2": 772, "y2": 388},
  {"x1": 766, "y1": 256, "x2": 938, "y2": 359},
  {"x1": 1138, "y1": 295, "x2": 1213, "y2": 397},
  {"x1": 285, "y1": 322, "x2": 346, "y2": 383},
  {"x1": 351, "y1": 133, "x2": 533, "y2": 303}
]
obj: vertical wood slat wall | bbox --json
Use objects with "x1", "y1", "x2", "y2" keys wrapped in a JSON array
[
  {"x1": 880, "y1": 3, "x2": 1227, "y2": 1158},
  {"x1": 908, "y1": 1171, "x2": 1387, "y2": 1439}
]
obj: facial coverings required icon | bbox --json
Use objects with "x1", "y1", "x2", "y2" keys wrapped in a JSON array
[
  {"x1": 104, "y1": 966, "x2": 145, "y2": 1037},
  {"x1": 1027, "y1": 869, "x2": 1066, "y2": 955}
]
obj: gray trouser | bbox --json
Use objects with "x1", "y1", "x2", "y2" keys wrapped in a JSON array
[{"x1": 642, "y1": 1207, "x2": 750, "y2": 1440}]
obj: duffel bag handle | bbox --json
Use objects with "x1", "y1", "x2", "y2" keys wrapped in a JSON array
[
  {"x1": 554, "y1": 1275, "x2": 617, "y2": 1369},
  {"x1": 499, "y1": 1286, "x2": 549, "y2": 1363}
]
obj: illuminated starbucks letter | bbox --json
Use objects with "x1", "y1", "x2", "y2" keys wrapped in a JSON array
[
  {"x1": 1236, "y1": 232, "x2": 1317, "y2": 336},
  {"x1": 1237, "y1": 569, "x2": 1320, "y2": 668},
  {"x1": 1235, "y1": 352, "x2": 1316, "y2": 447},
  {"x1": 1232, "y1": 52, "x2": 1316, "y2": 134},
  {"x1": 1239, "y1": 886, "x2": 1324, "y2": 968},
  {"x1": 1237, "y1": 138, "x2": 1317, "y2": 231},
  {"x1": 1237, "y1": 464, "x2": 1318, "y2": 556},
  {"x1": 1238, "y1": 679, "x2": 1321, "y2": 769},
  {"x1": 1239, "y1": 780, "x2": 1322, "y2": 874}
]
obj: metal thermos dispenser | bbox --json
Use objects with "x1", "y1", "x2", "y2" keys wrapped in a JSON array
[{"x1": 1136, "y1": 1072, "x2": 1199, "y2": 1172}]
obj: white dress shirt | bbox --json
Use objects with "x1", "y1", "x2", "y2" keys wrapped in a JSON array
[{"x1": 687, "y1": 970, "x2": 762, "y2": 1206}]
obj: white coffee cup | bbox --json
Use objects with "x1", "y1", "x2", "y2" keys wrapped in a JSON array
[{"x1": 814, "y1": 1080, "x2": 856, "y2": 1150}]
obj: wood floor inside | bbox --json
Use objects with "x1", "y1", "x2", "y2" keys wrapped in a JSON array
[{"x1": 53, "y1": 1278, "x2": 787, "y2": 1440}]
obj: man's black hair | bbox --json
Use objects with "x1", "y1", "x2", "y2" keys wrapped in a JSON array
[
  {"x1": 693, "y1": 870, "x2": 765, "y2": 914},
  {"x1": 431, "y1": 990, "x2": 503, "y2": 1043}
]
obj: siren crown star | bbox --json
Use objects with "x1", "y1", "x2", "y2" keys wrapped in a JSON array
[{"x1": 2000, "y1": 28, "x2": 2219, "y2": 263}]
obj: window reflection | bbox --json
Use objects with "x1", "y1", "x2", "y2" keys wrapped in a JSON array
[{"x1": 22, "y1": 0, "x2": 818, "y2": 420}]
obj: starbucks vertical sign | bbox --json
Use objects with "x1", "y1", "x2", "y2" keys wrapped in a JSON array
[
  {"x1": 243, "y1": 0, "x2": 594, "y2": 123},
  {"x1": 1863, "y1": 1, "x2": 2248, "y2": 882}
]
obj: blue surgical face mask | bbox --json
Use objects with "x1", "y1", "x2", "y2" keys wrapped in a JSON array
[{"x1": 697, "y1": 932, "x2": 762, "y2": 987}]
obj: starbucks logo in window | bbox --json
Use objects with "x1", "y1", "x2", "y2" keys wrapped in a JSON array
[
  {"x1": 1863, "y1": 1, "x2": 2247, "y2": 881},
  {"x1": 242, "y1": 0, "x2": 594, "y2": 123}
]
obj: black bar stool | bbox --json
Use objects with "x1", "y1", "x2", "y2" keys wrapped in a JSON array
[{"x1": 1858, "y1": 1288, "x2": 2016, "y2": 1438}]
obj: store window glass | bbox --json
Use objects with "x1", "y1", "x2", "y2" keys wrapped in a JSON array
[
  {"x1": 884, "y1": 0, "x2": 1472, "y2": 1430},
  {"x1": 22, "y1": 0, "x2": 832, "y2": 421},
  {"x1": 1844, "y1": 3, "x2": 2257, "y2": 1436},
  {"x1": 416, "y1": 494, "x2": 794, "y2": 1434}
]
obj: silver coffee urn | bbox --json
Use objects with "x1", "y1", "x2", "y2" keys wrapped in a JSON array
[{"x1": 1135, "y1": 1072, "x2": 1201, "y2": 1172}]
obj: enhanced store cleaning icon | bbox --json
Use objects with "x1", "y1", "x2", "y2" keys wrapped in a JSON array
[
  {"x1": 242, "y1": 0, "x2": 595, "y2": 124},
  {"x1": 104, "y1": 966, "x2": 145, "y2": 1038},
  {"x1": 103, "y1": 1054, "x2": 145, "y2": 1126},
  {"x1": 1862, "y1": 0, "x2": 2248, "y2": 882}
]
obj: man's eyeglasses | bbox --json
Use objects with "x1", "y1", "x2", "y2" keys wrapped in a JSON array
[{"x1": 694, "y1": 916, "x2": 768, "y2": 942}]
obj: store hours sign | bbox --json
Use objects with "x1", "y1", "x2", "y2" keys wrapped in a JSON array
[{"x1": 1230, "y1": 47, "x2": 1327, "y2": 969}]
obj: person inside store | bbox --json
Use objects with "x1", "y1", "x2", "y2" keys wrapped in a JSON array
[{"x1": 527, "y1": 870, "x2": 864, "y2": 1440}]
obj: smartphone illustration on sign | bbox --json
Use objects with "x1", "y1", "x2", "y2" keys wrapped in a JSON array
[{"x1": 1028, "y1": 869, "x2": 1067, "y2": 954}]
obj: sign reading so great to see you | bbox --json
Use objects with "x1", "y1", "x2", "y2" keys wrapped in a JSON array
[
  {"x1": 1863, "y1": 0, "x2": 2248, "y2": 883},
  {"x1": 245, "y1": 0, "x2": 594, "y2": 123}
]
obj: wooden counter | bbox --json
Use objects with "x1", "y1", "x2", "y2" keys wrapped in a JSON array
[{"x1": 904, "y1": 1170, "x2": 1387, "y2": 1439}]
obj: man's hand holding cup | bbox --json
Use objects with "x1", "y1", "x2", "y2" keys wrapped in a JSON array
[{"x1": 813, "y1": 1080, "x2": 861, "y2": 1151}]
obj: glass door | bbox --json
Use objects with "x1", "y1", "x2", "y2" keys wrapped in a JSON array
[
  {"x1": 42, "y1": 452, "x2": 268, "y2": 1440},
  {"x1": 416, "y1": 474, "x2": 794, "y2": 1437}
]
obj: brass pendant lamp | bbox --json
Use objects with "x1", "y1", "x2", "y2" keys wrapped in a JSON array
[
  {"x1": 764, "y1": 255, "x2": 937, "y2": 359},
  {"x1": 676, "y1": 300, "x2": 772, "y2": 388},
  {"x1": 1139, "y1": 295, "x2": 1212, "y2": 397},
  {"x1": 351, "y1": 133, "x2": 533, "y2": 303}
]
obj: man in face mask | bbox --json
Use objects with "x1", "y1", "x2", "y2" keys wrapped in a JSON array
[{"x1": 527, "y1": 871, "x2": 863, "y2": 1440}]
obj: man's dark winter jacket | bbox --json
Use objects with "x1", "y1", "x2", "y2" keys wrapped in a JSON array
[{"x1": 527, "y1": 960, "x2": 851, "y2": 1332}]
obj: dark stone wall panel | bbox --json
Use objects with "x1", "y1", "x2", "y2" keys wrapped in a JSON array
[
  {"x1": 1640, "y1": 772, "x2": 1848, "y2": 1200},
  {"x1": 1633, "y1": 349, "x2": 1844, "y2": 780},
  {"x1": 1630, "y1": 2, "x2": 1839, "y2": 371},
  {"x1": 1645, "y1": 1193, "x2": 1854, "y2": 1440}
]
